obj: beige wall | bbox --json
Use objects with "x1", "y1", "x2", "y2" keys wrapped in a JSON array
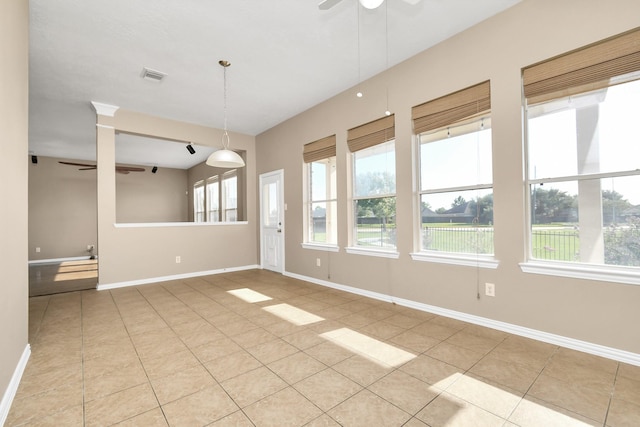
[
  {"x1": 96, "y1": 109, "x2": 258, "y2": 285},
  {"x1": 28, "y1": 156, "x2": 195, "y2": 260},
  {"x1": 0, "y1": 0, "x2": 29, "y2": 407},
  {"x1": 255, "y1": 0, "x2": 640, "y2": 354},
  {"x1": 29, "y1": 156, "x2": 98, "y2": 260},
  {"x1": 116, "y1": 165, "x2": 188, "y2": 223}
]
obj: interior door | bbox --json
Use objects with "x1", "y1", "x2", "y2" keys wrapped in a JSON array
[{"x1": 260, "y1": 170, "x2": 284, "y2": 273}]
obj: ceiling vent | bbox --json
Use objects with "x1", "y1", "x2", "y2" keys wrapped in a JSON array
[{"x1": 141, "y1": 67, "x2": 167, "y2": 82}]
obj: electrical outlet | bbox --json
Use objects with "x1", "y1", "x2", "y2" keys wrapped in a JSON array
[
  {"x1": 175, "y1": 256, "x2": 181, "y2": 263},
  {"x1": 35, "y1": 247, "x2": 41, "y2": 253},
  {"x1": 316, "y1": 258, "x2": 321, "y2": 267},
  {"x1": 485, "y1": 282, "x2": 496, "y2": 297}
]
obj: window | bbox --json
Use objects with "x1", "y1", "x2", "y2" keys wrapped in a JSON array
[
  {"x1": 348, "y1": 115, "x2": 396, "y2": 251},
  {"x1": 194, "y1": 180, "x2": 205, "y2": 222},
  {"x1": 206, "y1": 176, "x2": 220, "y2": 222},
  {"x1": 412, "y1": 81, "x2": 494, "y2": 256},
  {"x1": 303, "y1": 135, "x2": 337, "y2": 246},
  {"x1": 222, "y1": 170, "x2": 238, "y2": 222},
  {"x1": 523, "y1": 29, "x2": 640, "y2": 271},
  {"x1": 196, "y1": 171, "x2": 238, "y2": 222}
]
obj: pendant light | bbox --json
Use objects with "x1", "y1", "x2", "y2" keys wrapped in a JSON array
[
  {"x1": 360, "y1": 0, "x2": 384, "y2": 9},
  {"x1": 206, "y1": 60, "x2": 245, "y2": 168}
]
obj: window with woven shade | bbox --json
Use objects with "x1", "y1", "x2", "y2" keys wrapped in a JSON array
[
  {"x1": 347, "y1": 115, "x2": 397, "y2": 253},
  {"x1": 303, "y1": 135, "x2": 337, "y2": 246},
  {"x1": 412, "y1": 82, "x2": 494, "y2": 258},
  {"x1": 523, "y1": 28, "x2": 640, "y2": 277}
]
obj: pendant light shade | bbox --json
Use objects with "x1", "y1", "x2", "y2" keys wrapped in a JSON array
[
  {"x1": 360, "y1": 0, "x2": 384, "y2": 9},
  {"x1": 206, "y1": 60, "x2": 246, "y2": 168}
]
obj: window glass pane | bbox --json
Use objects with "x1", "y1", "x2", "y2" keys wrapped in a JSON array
[
  {"x1": 530, "y1": 176, "x2": 640, "y2": 266},
  {"x1": 354, "y1": 141, "x2": 395, "y2": 198},
  {"x1": 311, "y1": 161, "x2": 327, "y2": 201},
  {"x1": 421, "y1": 122, "x2": 492, "y2": 190},
  {"x1": 528, "y1": 80, "x2": 640, "y2": 179},
  {"x1": 194, "y1": 183, "x2": 204, "y2": 223},
  {"x1": 527, "y1": 78, "x2": 640, "y2": 268},
  {"x1": 263, "y1": 181, "x2": 279, "y2": 227},
  {"x1": 206, "y1": 177, "x2": 219, "y2": 222},
  {"x1": 308, "y1": 158, "x2": 337, "y2": 244},
  {"x1": 420, "y1": 188, "x2": 493, "y2": 254},
  {"x1": 223, "y1": 174, "x2": 237, "y2": 222},
  {"x1": 354, "y1": 196, "x2": 396, "y2": 248}
]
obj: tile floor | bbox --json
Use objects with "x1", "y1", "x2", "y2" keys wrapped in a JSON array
[{"x1": 6, "y1": 269, "x2": 640, "y2": 426}]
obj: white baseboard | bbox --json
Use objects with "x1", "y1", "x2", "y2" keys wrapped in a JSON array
[
  {"x1": 28, "y1": 256, "x2": 95, "y2": 265},
  {"x1": 97, "y1": 264, "x2": 261, "y2": 291},
  {"x1": 0, "y1": 344, "x2": 30, "y2": 426},
  {"x1": 284, "y1": 271, "x2": 640, "y2": 367}
]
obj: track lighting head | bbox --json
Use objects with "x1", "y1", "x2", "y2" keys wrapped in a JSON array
[
  {"x1": 152, "y1": 166, "x2": 158, "y2": 173},
  {"x1": 186, "y1": 144, "x2": 196, "y2": 155}
]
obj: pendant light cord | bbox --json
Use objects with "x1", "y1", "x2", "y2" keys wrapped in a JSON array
[{"x1": 222, "y1": 62, "x2": 230, "y2": 150}]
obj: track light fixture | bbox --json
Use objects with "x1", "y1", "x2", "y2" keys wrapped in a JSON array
[
  {"x1": 152, "y1": 166, "x2": 158, "y2": 173},
  {"x1": 186, "y1": 144, "x2": 196, "y2": 155}
]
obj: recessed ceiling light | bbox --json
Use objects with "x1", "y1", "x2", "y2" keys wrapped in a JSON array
[{"x1": 140, "y1": 67, "x2": 167, "y2": 82}]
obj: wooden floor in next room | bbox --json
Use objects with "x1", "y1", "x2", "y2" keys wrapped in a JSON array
[{"x1": 29, "y1": 259, "x2": 97, "y2": 297}]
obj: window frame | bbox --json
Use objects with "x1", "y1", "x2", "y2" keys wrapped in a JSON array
[
  {"x1": 520, "y1": 28, "x2": 640, "y2": 284},
  {"x1": 414, "y1": 116, "x2": 495, "y2": 259},
  {"x1": 304, "y1": 156, "x2": 338, "y2": 248},
  {"x1": 193, "y1": 180, "x2": 205, "y2": 223},
  {"x1": 522, "y1": 78, "x2": 640, "y2": 283},
  {"x1": 347, "y1": 138, "x2": 398, "y2": 257},
  {"x1": 221, "y1": 169, "x2": 238, "y2": 222}
]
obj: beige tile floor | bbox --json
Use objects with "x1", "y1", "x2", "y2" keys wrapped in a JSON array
[{"x1": 7, "y1": 269, "x2": 640, "y2": 426}]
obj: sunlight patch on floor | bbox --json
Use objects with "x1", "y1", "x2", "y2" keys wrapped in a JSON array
[
  {"x1": 227, "y1": 288, "x2": 273, "y2": 303},
  {"x1": 320, "y1": 327, "x2": 416, "y2": 367},
  {"x1": 263, "y1": 303, "x2": 325, "y2": 326}
]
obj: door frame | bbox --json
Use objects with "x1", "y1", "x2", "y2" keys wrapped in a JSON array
[{"x1": 259, "y1": 169, "x2": 285, "y2": 273}]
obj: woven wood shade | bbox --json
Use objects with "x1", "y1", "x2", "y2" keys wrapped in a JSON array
[
  {"x1": 412, "y1": 81, "x2": 491, "y2": 135},
  {"x1": 523, "y1": 28, "x2": 640, "y2": 102},
  {"x1": 303, "y1": 135, "x2": 336, "y2": 163},
  {"x1": 347, "y1": 115, "x2": 395, "y2": 153}
]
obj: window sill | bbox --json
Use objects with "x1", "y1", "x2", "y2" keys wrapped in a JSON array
[
  {"x1": 520, "y1": 261, "x2": 640, "y2": 286},
  {"x1": 115, "y1": 221, "x2": 248, "y2": 228},
  {"x1": 301, "y1": 243, "x2": 340, "y2": 252},
  {"x1": 411, "y1": 252, "x2": 499, "y2": 269},
  {"x1": 345, "y1": 246, "x2": 399, "y2": 259}
]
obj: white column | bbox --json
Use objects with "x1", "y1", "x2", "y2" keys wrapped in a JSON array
[{"x1": 576, "y1": 104, "x2": 604, "y2": 263}]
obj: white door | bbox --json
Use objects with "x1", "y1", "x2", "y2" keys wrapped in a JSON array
[{"x1": 260, "y1": 170, "x2": 284, "y2": 273}]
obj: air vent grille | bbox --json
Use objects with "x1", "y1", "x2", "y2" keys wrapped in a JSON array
[{"x1": 141, "y1": 67, "x2": 167, "y2": 82}]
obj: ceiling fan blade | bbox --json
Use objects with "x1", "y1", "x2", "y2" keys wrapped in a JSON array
[
  {"x1": 78, "y1": 167, "x2": 97, "y2": 170},
  {"x1": 318, "y1": 0, "x2": 343, "y2": 10},
  {"x1": 116, "y1": 166, "x2": 146, "y2": 172},
  {"x1": 116, "y1": 170, "x2": 130, "y2": 174},
  {"x1": 59, "y1": 161, "x2": 96, "y2": 167}
]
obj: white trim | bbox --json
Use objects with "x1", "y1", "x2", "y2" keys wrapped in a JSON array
[
  {"x1": 411, "y1": 252, "x2": 499, "y2": 269},
  {"x1": 115, "y1": 221, "x2": 249, "y2": 228},
  {"x1": 91, "y1": 101, "x2": 119, "y2": 117},
  {"x1": 520, "y1": 261, "x2": 640, "y2": 286},
  {"x1": 28, "y1": 256, "x2": 94, "y2": 265},
  {"x1": 97, "y1": 264, "x2": 259, "y2": 291},
  {"x1": 345, "y1": 246, "x2": 399, "y2": 259},
  {"x1": 301, "y1": 243, "x2": 340, "y2": 252},
  {"x1": 283, "y1": 271, "x2": 640, "y2": 367},
  {"x1": 0, "y1": 344, "x2": 31, "y2": 426},
  {"x1": 96, "y1": 123, "x2": 114, "y2": 130}
]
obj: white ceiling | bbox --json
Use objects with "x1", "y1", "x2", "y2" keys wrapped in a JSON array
[{"x1": 29, "y1": 0, "x2": 521, "y2": 169}]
